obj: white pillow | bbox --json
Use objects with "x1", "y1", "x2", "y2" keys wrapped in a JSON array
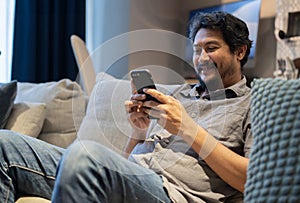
[{"x1": 5, "y1": 102, "x2": 46, "y2": 138}]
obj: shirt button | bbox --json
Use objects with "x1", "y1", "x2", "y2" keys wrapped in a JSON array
[{"x1": 190, "y1": 112, "x2": 197, "y2": 118}]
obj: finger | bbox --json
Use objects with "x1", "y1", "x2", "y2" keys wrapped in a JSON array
[
  {"x1": 144, "y1": 88, "x2": 171, "y2": 104},
  {"x1": 143, "y1": 100, "x2": 160, "y2": 109},
  {"x1": 130, "y1": 93, "x2": 146, "y2": 101},
  {"x1": 124, "y1": 100, "x2": 135, "y2": 113},
  {"x1": 144, "y1": 106, "x2": 162, "y2": 119},
  {"x1": 128, "y1": 111, "x2": 150, "y2": 125},
  {"x1": 124, "y1": 100, "x2": 143, "y2": 113}
]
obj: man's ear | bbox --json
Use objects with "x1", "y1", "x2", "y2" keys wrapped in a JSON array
[{"x1": 235, "y1": 45, "x2": 247, "y2": 61}]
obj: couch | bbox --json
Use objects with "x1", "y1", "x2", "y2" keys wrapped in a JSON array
[
  {"x1": 0, "y1": 73, "x2": 299, "y2": 203},
  {"x1": 0, "y1": 78, "x2": 86, "y2": 203},
  {"x1": 0, "y1": 72, "x2": 179, "y2": 203}
]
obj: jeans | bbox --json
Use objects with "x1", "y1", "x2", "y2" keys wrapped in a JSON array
[
  {"x1": 52, "y1": 140, "x2": 172, "y2": 203},
  {"x1": 0, "y1": 130, "x2": 171, "y2": 203},
  {"x1": 0, "y1": 130, "x2": 63, "y2": 202}
]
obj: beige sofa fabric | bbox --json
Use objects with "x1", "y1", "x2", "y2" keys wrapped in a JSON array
[
  {"x1": 77, "y1": 73, "x2": 132, "y2": 153},
  {"x1": 5, "y1": 102, "x2": 46, "y2": 138},
  {"x1": 16, "y1": 197, "x2": 51, "y2": 203},
  {"x1": 15, "y1": 79, "x2": 87, "y2": 148}
]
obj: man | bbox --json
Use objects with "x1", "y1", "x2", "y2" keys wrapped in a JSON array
[{"x1": 0, "y1": 11, "x2": 252, "y2": 202}]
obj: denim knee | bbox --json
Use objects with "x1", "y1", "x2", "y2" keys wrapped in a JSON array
[
  {"x1": 0, "y1": 130, "x2": 20, "y2": 146},
  {"x1": 52, "y1": 140, "x2": 112, "y2": 202},
  {"x1": 0, "y1": 130, "x2": 61, "y2": 202},
  {"x1": 55, "y1": 140, "x2": 102, "y2": 182},
  {"x1": 53, "y1": 140, "x2": 172, "y2": 203},
  {"x1": 0, "y1": 130, "x2": 28, "y2": 161}
]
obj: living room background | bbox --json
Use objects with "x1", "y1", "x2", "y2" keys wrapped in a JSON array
[{"x1": 1, "y1": 0, "x2": 280, "y2": 83}]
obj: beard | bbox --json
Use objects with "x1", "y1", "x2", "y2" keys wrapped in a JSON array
[{"x1": 196, "y1": 60, "x2": 224, "y2": 91}]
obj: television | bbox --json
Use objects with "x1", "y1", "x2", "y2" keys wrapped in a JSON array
[{"x1": 188, "y1": 0, "x2": 262, "y2": 69}]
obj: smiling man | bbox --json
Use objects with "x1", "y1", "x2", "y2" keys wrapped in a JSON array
[
  {"x1": 51, "y1": 11, "x2": 253, "y2": 202},
  {"x1": 0, "y1": 11, "x2": 253, "y2": 203},
  {"x1": 191, "y1": 13, "x2": 250, "y2": 94}
]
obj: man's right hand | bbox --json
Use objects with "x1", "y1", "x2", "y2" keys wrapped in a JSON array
[
  {"x1": 123, "y1": 93, "x2": 150, "y2": 157},
  {"x1": 124, "y1": 81, "x2": 151, "y2": 141}
]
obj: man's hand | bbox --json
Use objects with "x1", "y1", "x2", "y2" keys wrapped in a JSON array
[
  {"x1": 123, "y1": 84, "x2": 154, "y2": 157},
  {"x1": 142, "y1": 88, "x2": 199, "y2": 142},
  {"x1": 125, "y1": 95, "x2": 150, "y2": 138},
  {"x1": 124, "y1": 81, "x2": 154, "y2": 141}
]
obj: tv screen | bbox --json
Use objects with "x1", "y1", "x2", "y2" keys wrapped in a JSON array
[{"x1": 189, "y1": 0, "x2": 261, "y2": 68}]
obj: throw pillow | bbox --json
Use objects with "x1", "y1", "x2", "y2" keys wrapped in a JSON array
[
  {"x1": 15, "y1": 79, "x2": 86, "y2": 148},
  {"x1": 244, "y1": 78, "x2": 300, "y2": 202},
  {"x1": 77, "y1": 75, "x2": 132, "y2": 153},
  {"x1": 77, "y1": 72, "x2": 182, "y2": 154},
  {"x1": 0, "y1": 80, "x2": 17, "y2": 128},
  {"x1": 4, "y1": 102, "x2": 46, "y2": 138}
]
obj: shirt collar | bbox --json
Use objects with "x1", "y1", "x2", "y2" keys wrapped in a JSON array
[{"x1": 180, "y1": 76, "x2": 249, "y2": 100}]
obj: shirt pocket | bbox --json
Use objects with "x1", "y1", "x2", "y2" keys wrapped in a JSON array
[{"x1": 199, "y1": 105, "x2": 246, "y2": 144}]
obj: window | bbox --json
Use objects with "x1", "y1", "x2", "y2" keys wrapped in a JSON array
[{"x1": 0, "y1": 0, "x2": 15, "y2": 82}]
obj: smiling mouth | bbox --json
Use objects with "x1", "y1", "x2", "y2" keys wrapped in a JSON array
[
  {"x1": 200, "y1": 66, "x2": 213, "y2": 72},
  {"x1": 197, "y1": 62, "x2": 217, "y2": 74}
]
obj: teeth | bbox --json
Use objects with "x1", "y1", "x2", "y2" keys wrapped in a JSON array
[
  {"x1": 199, "y1": 66, "x2": 210, "y2": 71},
  {"x1": 197, "y1": 62, "x2": 216, "y2": 74}
]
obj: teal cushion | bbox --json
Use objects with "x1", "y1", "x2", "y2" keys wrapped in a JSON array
[
  {"x1": 245, "y1": 78, "x2": 300, "y2": 202},
  {"x1": 0, "y1": 81, "x2": 17, "y2": 128}
]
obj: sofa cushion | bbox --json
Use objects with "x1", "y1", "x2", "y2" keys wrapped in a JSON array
[
  {"x1": 77, "y1": 72, "x2": 181, "y2": 154},
  {"x1": 77, "y1": 73, "x2": 132, "y2": 153},
  {"x1": 245, "y1": 78, "x2": 300, "y2": 202},
  {"x1": 5, "y1": 102, "x2": 46, "y2": 138},
  {"x1": 0, "y1": 80, "x2": 17, "y2": 128},
  {"x1": 15, "y1": 79, "x2": 86, "y2": 148}
]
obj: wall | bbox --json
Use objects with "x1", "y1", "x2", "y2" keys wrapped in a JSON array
[
  {"x1": 86, "y1": 0, "x2": 277, "y2": 81},
  {"x1": 243, "y1": 0, "x2": 277, "y2": 79},
  {"x1": 86, "y1": 0, "x2": 130, "y2": 78},
  {"x1": 273, "y1": 0, "x2": 300, "y2": 79},
  {"x1": 128, "y1": 0, "x2": 190, "y2": 83}
]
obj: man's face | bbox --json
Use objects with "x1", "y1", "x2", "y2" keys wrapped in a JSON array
[{"x1": 192, "y1": 28, "x2": 242, "y2": 89}]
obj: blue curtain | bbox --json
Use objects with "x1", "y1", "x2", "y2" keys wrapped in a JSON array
[{"x1": 12, "y1": 0, "x2": 86, "y2": 82}]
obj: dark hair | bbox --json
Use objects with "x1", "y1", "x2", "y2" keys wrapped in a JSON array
[{"x1": 188, "y1": 11, "x2": 253, "y2": 67}]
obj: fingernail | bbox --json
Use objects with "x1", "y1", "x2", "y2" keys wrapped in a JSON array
[{"x1": 137, "y1": 104, "x2": 141, "y2": 112}]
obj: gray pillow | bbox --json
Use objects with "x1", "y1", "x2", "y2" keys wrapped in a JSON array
[
  {"x1": 245, "y1": 78, "x2": 300, "y2": 202},
  {"x1": 77, "y1": 72, "x2": 182, "y2": 154},
  {"x1": 16, "y1": 79, "x2": 86, "y2": 148},
  {"x1": 0, "y1": 81, "x2": 17, "y2": 128}
]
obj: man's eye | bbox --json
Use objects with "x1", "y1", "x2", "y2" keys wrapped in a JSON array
[
  {"x1": 193, "y1": 48, "x2": 202, "y2": 54},
  {"x1": 206, "y1": 47, "x2": 217, "y2": 52}
]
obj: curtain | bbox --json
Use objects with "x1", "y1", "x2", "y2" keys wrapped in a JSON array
[{"x1": 12, "y1": 0, "x2": 85, "y2": 83}]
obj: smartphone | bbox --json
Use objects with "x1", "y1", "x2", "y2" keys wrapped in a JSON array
[{"x1": 130, "y1": 69, "x2": 159, "y2": 102}]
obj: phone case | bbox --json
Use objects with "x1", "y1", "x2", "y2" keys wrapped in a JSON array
[{"x1": 130, "y1": 69, "x2": 159, "y2": 102}]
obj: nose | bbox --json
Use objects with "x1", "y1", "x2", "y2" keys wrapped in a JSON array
[{"x1": 198, "y1": 49, "x2": 210, "y2": 63}]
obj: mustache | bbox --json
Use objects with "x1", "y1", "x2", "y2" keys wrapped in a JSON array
[{"x1": 196, "y1": 61, "x2": 217, "y2": 72}]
